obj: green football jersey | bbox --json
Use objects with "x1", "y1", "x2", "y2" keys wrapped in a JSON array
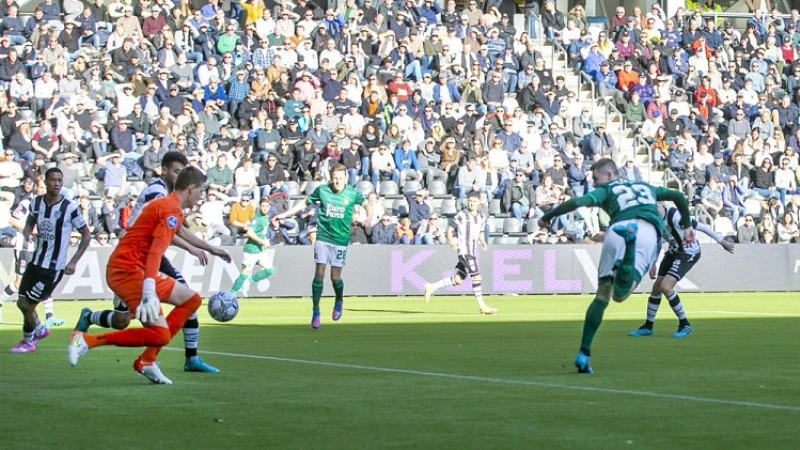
[
  {"x1": 306, "y1": 184, "x2": 364, "y2": 246},
  {"x1": 243, "y1": 213, "x2": 270, "y2": 254},
  {"x1": 585, "y1": 181, "x2": 667, "y2": 236}
]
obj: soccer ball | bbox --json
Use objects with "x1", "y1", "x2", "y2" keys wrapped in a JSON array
[{"x1": 208, "y1": 291, "x2": 239, "y2": 322}]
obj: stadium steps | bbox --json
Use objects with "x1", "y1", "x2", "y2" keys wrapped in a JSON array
[{"x1": 536, "y1": 32, "x2": 664, "y2": 186}]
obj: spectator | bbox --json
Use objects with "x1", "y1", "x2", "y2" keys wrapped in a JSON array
[
  {"x1": 371, "y1": 144, "x2": 399, "y2": 191},
  {"x1": 737, "y1": 215, "x2": 759, "y2": 243},
  {"x1": 502, "y1": 170, "x2": 535, "y2": 220},
  {"x1": 395, "y1": 217, "x2": 413, "y2": 244},
  {"x1": 701, "y1": 177, "x2": 728, "y2": 219},
  {"x1": 371, "y1": 214, "x2": 398, "y2": 244},
  {"x1": 207, "y1": 153, "x2": 236, "y2": 199},
  {"x1": 229, "y1": 192, "x2": 255, "y2": 236}
]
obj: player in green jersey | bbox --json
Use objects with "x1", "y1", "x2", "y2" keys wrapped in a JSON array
[
  {"x1": 539, "y1": 158, "x2": 696, "y2": 374},
  {"x1": 231, "y1": 197, "x2": 275, "y2": 297},
  {"x1": 273, "y1": 164, "x2": 366, "y2": 329}
]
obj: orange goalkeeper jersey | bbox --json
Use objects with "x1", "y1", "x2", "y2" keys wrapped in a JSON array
[{"x1": 108, "y1": 193, "x2": 183, "y2": 279}]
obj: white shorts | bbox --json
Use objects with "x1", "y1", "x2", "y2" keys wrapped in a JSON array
[
  {"x1": 242, "y1": 251, "x2": 271, "y2": 270},
  {"x1": 597, "y1": 219, "x2": 659, "y2": 282},
  {"x1": 314, "y1": 241, "x2": 348, "y2": 268}
]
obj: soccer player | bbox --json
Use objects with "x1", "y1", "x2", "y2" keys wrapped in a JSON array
[
  {"x1": 1, "y1": 179, "x2": 66, "y2": 327},
  {"x1": 423, "y1": 192, "x2": 498, "y2": 315},
  {"x1": 629, "y1": 202, "x2": 735, "y2": 338},
  {"x1": 230, "y1": 197, "x2": 274, "y2": 297},
  {"x1": 68, "y1": 167, "x2": 210, "y2": 385},
  {"x1": 10, "y1": 169, "x2": 92, "y2": 353},
  {"x1": 74, "y1": 152, "x2": 228, "y2": 373},
  {"x1": 272, "y1": 163, "x2": 366, "y2": 329},
  {"x1": 539, "y1": 158, "x2": 696, "y2": 374}
]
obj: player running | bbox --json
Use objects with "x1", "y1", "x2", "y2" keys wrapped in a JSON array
[
  {"x1": 11, "y1": 168, "x2": 91, "y2": 353},
  {"x1": 230, "y1": 197, "x2": 274, "y2": 297},
  {"x1": 73, "y1": 152, "x2": 228, "y2": 373},
  {"x1": 272, "y1": 163, "x2": 366, "y2": 329},
  {"x1": 1, "y1": 178, "x2": 67, "y2": 327},
  {"x1": 539, "y1": 158, "x2": 695, "y2": 374},
  {"x1": 423, "y1": 192, "x2": 498, "y2": 315},
  {"x1": 629, "y1": 202, "x2": 735, "y2": 338},
  {"x1": 68, "y1": 167, "x2": 213, "y2": 385}
]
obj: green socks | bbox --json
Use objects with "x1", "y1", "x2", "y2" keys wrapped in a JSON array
[
  {"x1": 252, "y1": 268, "x2": 273, "y2": 282},
  {"x1": 231, "y1": 268, "x2": 274, "y2": 294},
  {"x1": 311, "y1": 279, "x2": 324, "y2": 312},
  {"x1": 231, "y1": 274, "x2": 248, "y2": 294},
  {"x1": 332, "y1": 279, "x2": 344, "y2": 303},
  {"x1": 613, "y1": 238, "x2": 639, "y2": 299},
  {"x1": 580, "y1": 297, "x2": 608, "y2": 356}
]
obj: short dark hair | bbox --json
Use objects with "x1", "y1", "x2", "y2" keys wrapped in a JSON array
[
  {"x1": 329, "y1": 163, "x2": 347, "y2": 177},
  {"x1": 467, "y1": 191, "x2": 481, "y2": 200},
  {"x1": 591, "y1": 157, "x2": 618, "y2": 174},
  {"x1": 45, "y1": 167, "x2": 62, "y2": 180},
  {"x1": 161, "y1": 151, "x2": 189, "y2": 170},
  {"x1": 174, "y1": 166, "x2": 207, "y2": 191}
]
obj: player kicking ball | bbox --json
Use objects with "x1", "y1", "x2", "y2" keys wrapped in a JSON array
[
  {"x1": 629, "y1": 202, "x2": 734, "y2": 338},
  {"x1": 272, "y1": 164, "x2": 366, "y2": 329},
  {"x1": 539, "y1": 159, "x2": 695, "y2": 374},
  {"x1": 230, "y1": 197, "x2": 274, "y2": 297},
  {"x1": 68, "y1": 167, "x2": 212, "y2": 385},
  {"x1": 424, "y1": 192, "x2": 497, "y2": 315},
  {"x1": 73, "y1": 152, "x2": 227, "y2": 373}
]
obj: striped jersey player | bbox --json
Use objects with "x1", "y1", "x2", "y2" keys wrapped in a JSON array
[
  {"x1": 423, "y1": 192, "x2": 497, "y2": 315},
  {"x1": 10, "y1": 168, "x2": 91, "y2": 354},
  {"x1": 629, "y1": 203, "x2": 735, "y2": 338}
]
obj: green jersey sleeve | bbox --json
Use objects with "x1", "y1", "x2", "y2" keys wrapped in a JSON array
[{"x1": 655, "y1": 187, "x2": 692, "y2": 228}]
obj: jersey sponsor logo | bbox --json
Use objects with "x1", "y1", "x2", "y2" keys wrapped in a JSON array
[
  {"x1": 325, "y1": 204, "x2": 346, "y2": 219},
  {"x1": 341, "y1": 197, "x2": 349, "y2": 206},
  {"x1": 167, "y1": 216, "x2": 179, "y2": 229},
  {"x1": 38, "y1": 218, "x2": 56, "y2": 242}
]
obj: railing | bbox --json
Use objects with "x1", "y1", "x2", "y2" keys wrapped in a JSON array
[
  {"x1": 551, "y1": 40, "x2": 570, "y2": 83},
  {"x1": 578, "y1": 71, "x2": 596, "y2": 119},
  {"x1": 531, "y1": 13, "x2": 545, "y2": 55},
  {"x1": 602, "y1": 101, "x2": 626, "y2": 163},
  {"x1": 662, "y1": 168, "x2": 682, "y2": 189},
  {"x1": 693, "y1": 204, "x2": 714, "y2": 226},
  {"x1": 634, "y1": 135, "x2": 654, "y2": 184}
]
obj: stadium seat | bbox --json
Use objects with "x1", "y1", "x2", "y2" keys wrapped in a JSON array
[
  {"x1": 713, "y1": 217, "x2": 735, "y2": 237},
  {"x1": 92, "y1": 110, "x2": 108, "y2": 125},
  {"x1": 305, "y1": 181, "x2": 322, "y2": 195},
  {"x1": 356, "y1": 181, "x2": 375, "y2": 197},
  {"x1": 18, "y1": 109, "x2": 34, "y2": 123},
  {"x1": 439, "y1": 199, "x2": 458, "y2": 217},
  {"x1": 744, "y1": 199, "x2": 762, "y2": 218},
  {"x1": 490, "y1": 217, "x2": 505, "y2": 233},
  {"x1": 284, "y1": 181, "x2": 301, "y2": 197},
  {"x1": 379, "y1": 181, "x2": 400, "y2": 197},
  {"x1": 392, "y1": 199, "x2": 409, "y2": 216},
  {"x1": 427, "y1": 180, "x2": 448, "y2": 198},
  {"x1": 517, "y1": 236, "x2": 530, "y2": 244},
  {"x1": 130, "y1": 181, "x2": 146, "y2": 195},
  {"x1": 403, "y1": 180, "x2": 422, "y2": 194},
  {"x1": 488, "y1": 199, "x2": 502, "y2": 216},
  {"x1": 502, "y1": 218, "x2": 522, "y2": 234},
  {"x1": 525, "y1": 218, "x2": 539, "y2": 234}
]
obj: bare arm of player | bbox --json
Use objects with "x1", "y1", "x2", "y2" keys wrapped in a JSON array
[
  {"x1": 695, "y1": 222, "x2": 735, "y2": 253},
  {"x1": 479, "y1": 226, "x2": 488, "y2": 251},
  {"x1": 66, "y1": 226, "x2": 92, "y2": 275},
  {"x1": 177, "y1": 226, "x2": 233, "y2": 263},
  {"x1": 22, "y1": 212, "x2": 36, "y2": 243},
  {"x1": 272, "y1": 199, "x2": 309, "y2": 222},
  {"x1": 446, "y1": 225, "x2": 457, "y2": 251}
]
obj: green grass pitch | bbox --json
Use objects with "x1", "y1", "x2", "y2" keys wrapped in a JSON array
[{"x1": 1, "y1": 293, "x2": 798, "y2": 449}]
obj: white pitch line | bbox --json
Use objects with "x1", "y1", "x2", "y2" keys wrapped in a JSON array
[{"x1": 162, "y1": 348, "x2": 800, "y2": 413}]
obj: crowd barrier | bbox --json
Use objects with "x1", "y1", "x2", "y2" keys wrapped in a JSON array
[{"x1": 1, "y1": 245, "x2": 798, "y2": 299}]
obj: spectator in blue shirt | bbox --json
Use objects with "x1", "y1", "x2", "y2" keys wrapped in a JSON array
[{"x1": 394, "y1": 140, "x2": 421, "y2": 187}]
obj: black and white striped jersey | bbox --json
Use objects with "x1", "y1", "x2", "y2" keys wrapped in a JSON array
[
  {"x1": 28, "y1": 196, "x2": 87, "y2": 271},
  {"x1": 129, "y1": 178, "x2": 168, "y2": 227},
  {"x1": 11, "y1": 197, "x2": 35, "y2": 252},
  {"x1": 662, "y1": 207, "x2": 722, "y2": 257},
  {"x1": 452, "y1": 210, "x2": 487, "y2": 257}
]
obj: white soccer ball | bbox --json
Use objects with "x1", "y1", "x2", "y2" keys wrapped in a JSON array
[{"x1": 207, "y1": 291, "x2": 239, "y2": 322}]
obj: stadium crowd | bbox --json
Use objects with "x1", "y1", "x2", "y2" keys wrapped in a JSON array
[{"x1": 0, "y1": 0, "x2": 798, "y2": 248}]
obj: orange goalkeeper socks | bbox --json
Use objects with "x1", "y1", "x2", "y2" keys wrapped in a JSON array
[
  {"x1": 139, "y1": 294, "x2": 202, "y2": 363},
  {"x1": 87, "y1": 326, "x2": 171, "y2": 349}
]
